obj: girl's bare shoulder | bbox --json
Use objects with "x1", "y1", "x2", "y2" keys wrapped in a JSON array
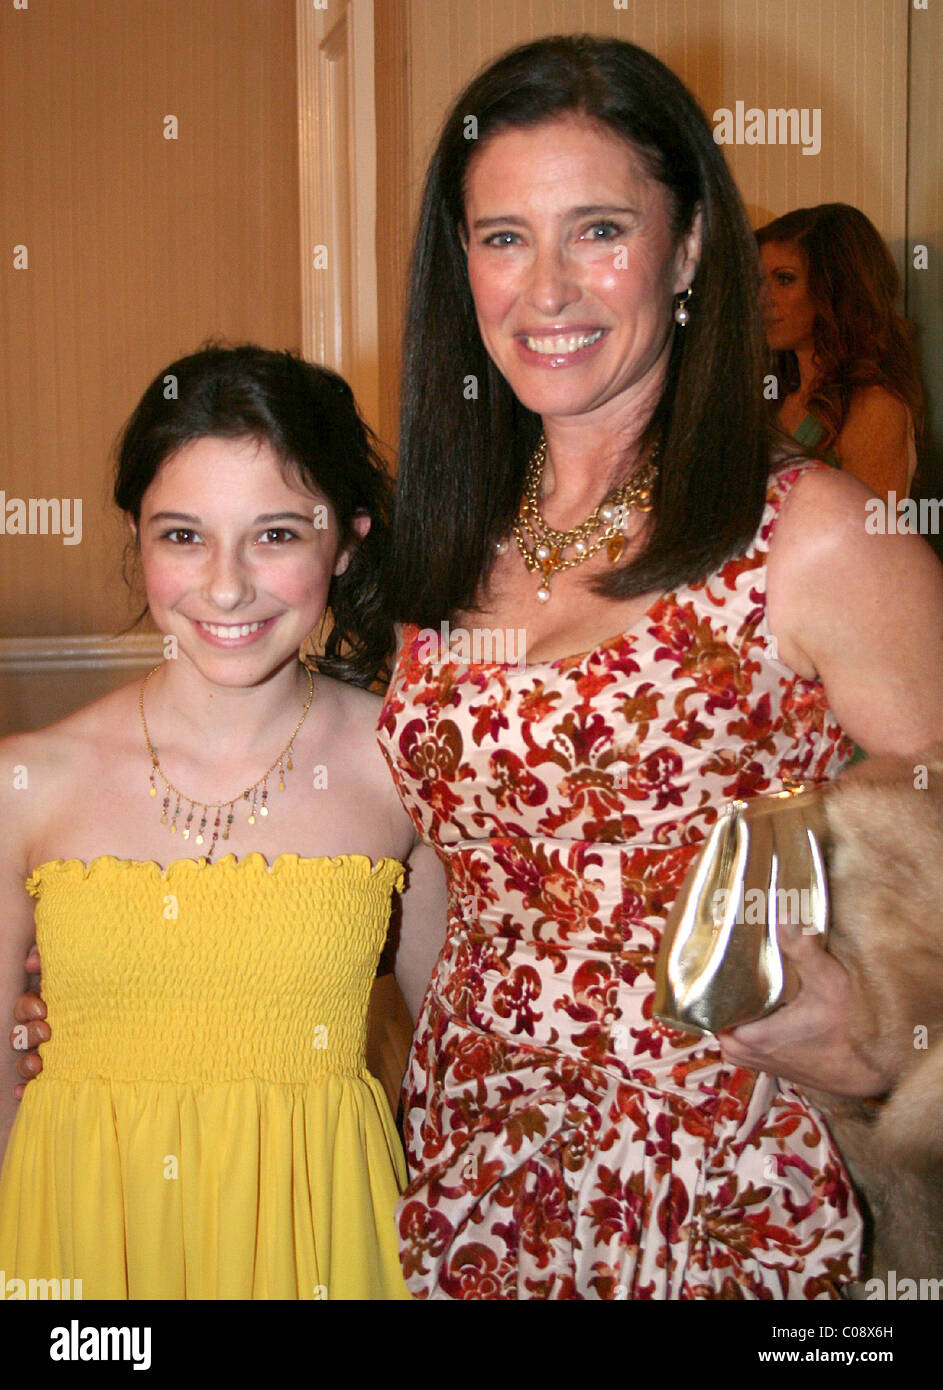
[
  {"x1": 0, "y1": 682, "x2": 141, "y2": 795},
  {"x1": 0, "y1": 683, "x2": 140, "y2": 870},
  {"x1": 317, "y1": 675, "x2": 385, "y2": 746}
]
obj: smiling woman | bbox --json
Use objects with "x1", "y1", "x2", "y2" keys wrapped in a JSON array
[
  {"x1": 379, "y1": 34, "x2": 943, "y2": 1301},
  {"x1": 113, "y1": 346, "x2": 390, "y2": 687},
  {"x1": 461, "y1": 118, "x2": 699, "y2": 432}
]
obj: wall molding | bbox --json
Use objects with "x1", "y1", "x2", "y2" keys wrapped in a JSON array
[
  {"x1": 0, "y1": 634, "x2": 164, "y2": 675},
  {"x1": 296, "y1": 0, "x2": 379, "y2": 431}
]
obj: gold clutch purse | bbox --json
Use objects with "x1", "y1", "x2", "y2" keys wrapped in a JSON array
[{"x1": 652, "y1": 784, "x2": 831, "y2": 1036}]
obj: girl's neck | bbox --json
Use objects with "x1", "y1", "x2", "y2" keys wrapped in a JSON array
[{"x1": 142, "y1": 655, "x2": 314, "y2": 759}]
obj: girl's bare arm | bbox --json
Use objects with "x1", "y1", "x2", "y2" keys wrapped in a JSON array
[{"x1": 395, "y1": 838, "x2": 448, "y2": 1022}]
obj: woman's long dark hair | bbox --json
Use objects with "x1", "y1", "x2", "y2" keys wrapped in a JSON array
[
  {"x1": 387, "y1": 34, "x2": 772, "y2": 627},
  {"x1": 756, "y1": 204, "x2": 923, "y2": 454},
  {"x1": 114, "y1": 344, "x2": 393, "y2": 687}
]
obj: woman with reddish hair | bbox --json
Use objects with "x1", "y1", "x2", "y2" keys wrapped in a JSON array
[{"x1": 757, "y1": 204, "x2": 922, "y2": 496}]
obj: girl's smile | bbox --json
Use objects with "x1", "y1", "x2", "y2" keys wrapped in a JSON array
[{"x1": 190, "y1": 615, "x2": 280, "y2": 646}]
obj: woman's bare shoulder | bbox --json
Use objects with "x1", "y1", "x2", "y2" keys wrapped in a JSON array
[
  {"x1": 310, "y1": 675, "x2": 412, "y2": 837},
  {"x1": 770, "y1": 460, "x2": 940, "y2": 603},
  {"x1": 766, "y1": 458, "x2": 943, "y2": 712},
  {"x1": 772, "y1": 462, "x2": 873, "y2": 554},
  {"x1": 834, "y1": 387, "x2": 911, "y2": 493},
  {"x1": 843, "y1": 384, "x2": 910, "y2": 430}
]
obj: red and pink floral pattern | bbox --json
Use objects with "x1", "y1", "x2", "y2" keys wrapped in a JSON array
[{"x1": 378, "y1": 463, "x2": 863, "y2": 1299}]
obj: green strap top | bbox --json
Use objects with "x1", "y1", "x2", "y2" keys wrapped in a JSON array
[{"x1": 792, "y1": 412, "x2": 839, "y2": 468}]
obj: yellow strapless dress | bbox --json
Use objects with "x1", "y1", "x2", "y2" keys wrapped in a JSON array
[{"x1": 0, "y1": 853, "x2": 411, "y2": 1300}]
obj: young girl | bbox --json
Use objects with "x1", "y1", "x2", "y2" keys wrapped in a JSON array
[{"x1": 0, "y1": 345, "x2": 445, "y2": 1299}]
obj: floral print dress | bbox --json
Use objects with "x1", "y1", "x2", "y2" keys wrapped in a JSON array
[{"x1": 378, "y1": 462, "x2": 863, "y2": 1300}]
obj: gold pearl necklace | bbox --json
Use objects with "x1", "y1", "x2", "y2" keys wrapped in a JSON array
[
  {"x1": 139, "y1": 663, "x2": 314, "y2": 860},
  {"x1": 497, "y1": 436, "x2": 658, "y2": 602}
]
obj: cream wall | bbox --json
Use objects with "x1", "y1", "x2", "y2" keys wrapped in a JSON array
[
  {"x1": 0, "y1": 0, "x2": 301, "y2": 644},
  {"x1": 402, "y1": 0, "x2": 908, "y2": 246}
]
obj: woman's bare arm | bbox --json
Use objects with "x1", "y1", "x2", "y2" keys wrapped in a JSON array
[
  {"x1": 834, "y1": 386, "x2": 912, "y2": 498},
  {"x1": 720, "y1": 466, "x2": 943, "y2": 1092},
  {"x1": 769, "y1": 464, "x2": 943, "y2": 755}
]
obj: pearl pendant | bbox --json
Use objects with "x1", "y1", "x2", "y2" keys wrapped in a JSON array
[
  {"x1": 536, "y1": 543, "x2": 550, "y2": 561},
  {"x1": 574, "y1": 539, "x2": 587, "y2": 554},
  {"x1": 600, "y1": 503, "x2": 615, "y2": 523},
  {"x1": 536, "y1": 584, "x2": 551, "y2": 603},
  {"x1": 675, "y1": 305, "x2": 689, "y2": 326}
]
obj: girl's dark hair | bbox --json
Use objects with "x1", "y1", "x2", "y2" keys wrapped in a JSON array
[
  {"x1": 756, "y1": 204, "x2": 924, "y2": 454},
  {"x1": 387, "y1": 34, "x2": 771, "y2": 626},
  {"x1": 114, "y1": 344, "x2": 393, "y2": 687}
]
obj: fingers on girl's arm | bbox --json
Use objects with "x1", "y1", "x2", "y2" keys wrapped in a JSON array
[
  {"x1": 13, "y1": 989, "x2": 45, "y2": 1022},
  {"x1": 24, "y1": 944, "x2": 41, "y2": 995}
]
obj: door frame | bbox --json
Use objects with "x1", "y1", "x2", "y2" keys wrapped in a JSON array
[{"x1": 296, "y1": 0, "x2": 380, "y2": 433}]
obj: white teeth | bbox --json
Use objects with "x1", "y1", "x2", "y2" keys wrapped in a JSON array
[
  {"x1": 525, "y1": 329, "x2": 604, "y2": 355},
  {"x1": 198, "y1": 620, "x2": 266, "y2": 639}
]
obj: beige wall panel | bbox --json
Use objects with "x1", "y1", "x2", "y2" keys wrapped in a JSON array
[
  {"x1": 374, "y1": 0, "x2": 413, "y2": 462},
  {"x1": 404, "y1": 0, "x2": 907, "y2": 246},
  {"x1": 719, "y1": 0, "x2": 907, "y2": 258},
  {"x1": 0, "y1": 0, "x2": 300, "y2": 639}
]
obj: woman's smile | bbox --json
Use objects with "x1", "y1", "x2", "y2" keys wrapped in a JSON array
[{"x1": 516, "y1": 326, "x2": 609, "y2": 367}]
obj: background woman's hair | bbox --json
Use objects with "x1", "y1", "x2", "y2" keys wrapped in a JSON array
[
  {"x1": 756, "y1": 203, "x2": 924, "y2": 453},
  {"x1": 114, "y1": 343, "x2": 394, "y2": 688},
  {"x1": 387, "y1": 33, "x2": 772, "y2": 627}
]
